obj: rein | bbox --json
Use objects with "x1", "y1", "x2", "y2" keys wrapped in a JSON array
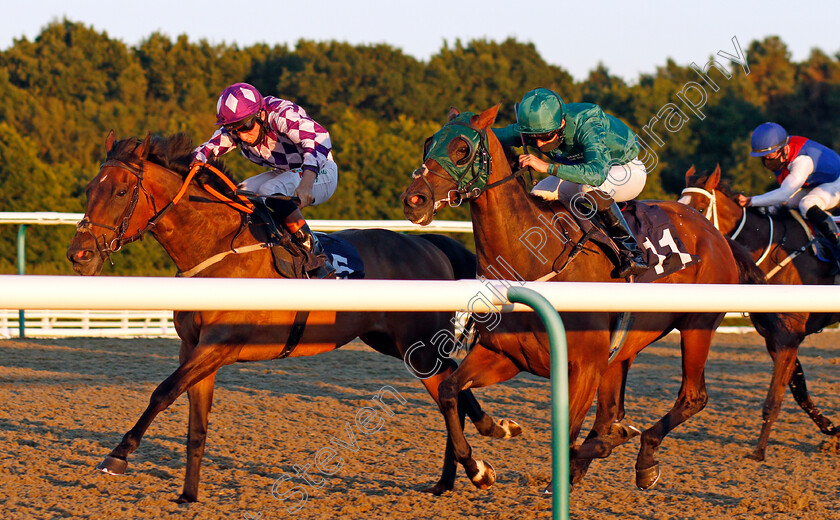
[
  {"x1": 680, "y1": 186, "x2": 779, "y2": 273},
  {"x1": 412, "y1": 163, "x2": 529, "y2": 210},
  {"x1": 79, "y1": 160, "x2": 259, "y2": 268}
]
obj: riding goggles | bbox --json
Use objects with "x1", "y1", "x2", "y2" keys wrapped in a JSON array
[{"x1": 224, "y1": 116, "x2": 258, "y2": 134}]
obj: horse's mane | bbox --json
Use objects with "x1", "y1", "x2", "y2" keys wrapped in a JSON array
[{"x1": 106, "y1": 133, "x2": 238, "y2": 195}]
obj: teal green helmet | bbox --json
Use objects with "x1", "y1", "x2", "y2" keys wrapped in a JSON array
[{"x1": 516, "y1": 88, "x2": 565, "y2": 134}]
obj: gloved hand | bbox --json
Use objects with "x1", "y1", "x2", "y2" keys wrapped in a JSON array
[{"x1": 294, "y1": 168, "x2": 317, "y2": 207}]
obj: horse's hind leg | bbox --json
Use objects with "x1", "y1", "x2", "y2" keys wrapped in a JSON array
[
  {"x1": 97, "y1": 344, "x2": 230, "y2": 480},
  {"x1": 789, "y1": 358, "x2": 840, "y2": 435},
  {"x1": 177, "y1": 372, "x2": 217, "y2": 503},
  {"x1": 635, "y1": 326, "x2": 712, "y2": 489},
  {"x1": 747, "y1": 341, "x2": 801, "y2": 461},
  {"x1": 571, "y1": 359, "x2": 639, "y2": 485},
  {"x1": 462, "y1": 390, "x2": 523, "y2": 440}
]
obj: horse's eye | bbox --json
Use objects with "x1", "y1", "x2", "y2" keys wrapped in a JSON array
[
  {"x1": 117, "y1": 189, "x2": 128, "y2": 197},
  {"x1": 455, "y1": 145, "x2": 471, "y2": 166},
  {"x1": 448, "y1": 137, "x2": 472, "y2": 166}
]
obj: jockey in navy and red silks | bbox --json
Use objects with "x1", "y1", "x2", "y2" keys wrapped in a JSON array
[
  {"x1": 192, "y1": 82, "x2": 338, "y2": 277},
  {"x1": 737, "y1": 122, "x2": 840, "y2": 248}
]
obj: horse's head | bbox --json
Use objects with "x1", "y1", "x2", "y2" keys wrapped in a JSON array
[
  {"x1": 401, "y1": 105, "x2": 501, "y2": 225},
  {"x1": 678, "y1": 164, "x2": 743, "y2": 234},
  {"x1": 67, "y1": 131, "x2": 159, "y2": 275}
]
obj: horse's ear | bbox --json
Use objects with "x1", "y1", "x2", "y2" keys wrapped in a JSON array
[
  {"x1": 471, "y1": 103, "x2": 501, "y2": 130},
  {"x1": 135, "y1": 133, "x2": 152, "y2": 159},
  {"x1": 685, "y1": 164, "x2": 696, "y2": 180},
  {"x1": 105, "y1": 130, "x2": 116, "y2": 153},
  {"x1": 447, "y1": 107, "x2": 460, "y2": 121},
  {"x1": 705, "y1": 163, "x2": 721, "y2": 189}
]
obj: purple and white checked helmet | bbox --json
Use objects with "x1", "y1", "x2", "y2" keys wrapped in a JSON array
[{"x1": 215, "y1": 83, "x2": 264, "y2": 125}]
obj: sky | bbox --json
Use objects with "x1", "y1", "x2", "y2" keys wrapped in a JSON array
[{"x1": 2, "y1": 0, "x2": 839, "y2": 83}]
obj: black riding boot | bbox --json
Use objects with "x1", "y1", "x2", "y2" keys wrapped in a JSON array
[
  {"x1": 806, "y1": 206, "x2": 840, "y2": 248},
  {"x1": 293, "y1": 223, "x2": 335, "y2": 279},
  {"x1": 596, "y1": 202, "x2": 648, "y2": 278}
]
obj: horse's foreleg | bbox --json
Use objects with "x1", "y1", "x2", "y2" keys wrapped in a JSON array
[
  {"x1": 98, "y1": 346, "x2": 229, "y2": 477},
  {"x1": 747, "y1": 345, "x2": 799, "y2": 462},
  {"x1": 636, "y1": 327, "x2": 711, "y2": 490},
  {"x1": 177, "y1": 372, "x2": 218, "y2": 504},
  {"x1": 437, "y1": 345, "x2": 519, "y2": 492},
  {"x1": 416, "y1": 363, "x2": 465, "y2": 496},
  {"x1": 788, "y1": 357, "x2": 839, "y2": 435}
]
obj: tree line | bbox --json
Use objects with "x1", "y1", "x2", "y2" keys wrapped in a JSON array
[{"x1": 1, "y1": 19, "x2": 838, "y2": 275}]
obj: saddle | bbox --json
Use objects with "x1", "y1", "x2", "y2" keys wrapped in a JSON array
[
  {"x1": 249, "y1": 199, "x2": 364, "y2": 279},
  {"x1": 542, "y1": 196, "x2": 699, "y2": 282}
]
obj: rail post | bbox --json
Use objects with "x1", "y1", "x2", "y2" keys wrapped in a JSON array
[
  {"x1": 16, "y1": 224, "x2": 28, "y2": 338},
  {"x1": 507, "y1": 286, "x2": 569, "y2": 520}
]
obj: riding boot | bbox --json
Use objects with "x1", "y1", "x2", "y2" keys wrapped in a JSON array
[
  {"x1": 596, "y1": 202, "x2": 649, "y2": 278},
  {"x1": 293, "y1": 223, "x2": 335, "y2": 279},
  {"x1": 805, "y1": 206, "x2": 840, "y2": 248}
]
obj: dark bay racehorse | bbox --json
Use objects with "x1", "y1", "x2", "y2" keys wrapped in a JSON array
[
  {"x1": 401, "y1": 105, "x2": 769, "y2": 491},
  {"x1": 681, "y1": 165, "x2": 840, "y2": 461},
  {"x1": 66, "y1": 131, "x2": 521, "y2": 502}
]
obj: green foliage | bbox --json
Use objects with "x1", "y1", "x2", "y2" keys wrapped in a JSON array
[{"x1": 1, "y1": 22, "x2": 839, "y2": 274}]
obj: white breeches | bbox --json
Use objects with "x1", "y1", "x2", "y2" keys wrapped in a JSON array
[
  {"x1": 238, "y1": 160, "x2": 338, "y2": 206},
  {"x1": 532, "y1": 157, "x2": 647, "y2": 202}
]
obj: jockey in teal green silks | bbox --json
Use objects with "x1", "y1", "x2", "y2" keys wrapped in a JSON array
[{"x1": 493, "y1": 87, "x2": 649, "y2": 278}]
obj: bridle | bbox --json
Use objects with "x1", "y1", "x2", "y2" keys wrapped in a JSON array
[
  {"x1": 680, "y1": 185, "x2": 774, "y2": 265},
  {"x1": 411, "y1": 119, "x2": 528, "y2": 214},
  {"x1": 77, "y1": 160, "x2": 253, "y2": 264}
]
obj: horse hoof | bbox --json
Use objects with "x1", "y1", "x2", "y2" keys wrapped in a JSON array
[
  {"x1": 745, "y1": 450, "x2": 765, "y2": 462},
  {"x1": 175, "y1": 493, "x2": 197, "y2": 504},
  {"x1": 96, "y1": 455, "x2": 128, "y2": 475},
  {"x1": 542, "y1": 482, "x2": 574, "y2": 495},
  {"x1": 421, "y1": 482, "x2": 452, "y2": 496},
  {"x1": 468, "y1": 460, "x2": 496, "y2": 490},
  {"x1": 635, "y1": 463, "x2": 661, "y2": 489},
  {"x1": 499, "y1": 419, "x2": 523, "y2": 439},
  {"x1": 622, "y1": 424, "x2": 642, "y2": 439}
]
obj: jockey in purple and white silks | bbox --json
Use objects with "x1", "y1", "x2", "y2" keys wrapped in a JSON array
[
  {"x1": 192, "y1": 83, "x2": 338, "y2": 277},
  {"x1": 737, "y1": 122, "x2": 840, "y2": 249}
]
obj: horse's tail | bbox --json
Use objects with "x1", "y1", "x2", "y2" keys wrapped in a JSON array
[
  {"x1": 726, "y1": 237, "x2": 789, "y2": 336},
  {"x1": 416, "y1": 233, "x2": 477, "y2": 280}
]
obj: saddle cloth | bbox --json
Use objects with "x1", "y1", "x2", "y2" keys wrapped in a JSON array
[
  {"x1": 317, "y1": 233, "x2": 365, "y2": 279},
  {"x1": 622, "y1": 201, "x2": 701, "y2": 283}
]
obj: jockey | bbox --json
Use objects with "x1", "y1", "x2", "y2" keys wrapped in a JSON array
[
  {"x1": 493, "y1": 87, "x2": 649, "y2": 278},
  {"x1": 192, "y1": 83, "x2": 338, "y2": 278},
  {"x1": 736, "y1": 122, "x2": 840, "y2": 249}
]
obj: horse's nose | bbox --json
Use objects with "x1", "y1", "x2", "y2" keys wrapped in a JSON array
[
  {"x1": 404, "y1": 192, "x2": 427, "y2": 208},
  {"x1": 68, "y1": 248, "x2": 94, "y2": 264}
]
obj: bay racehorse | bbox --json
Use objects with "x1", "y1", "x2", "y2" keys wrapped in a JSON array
[
  {"x1": 66, "y1": 131, "x2": 521, "y2": 502},
  {"x1": 401, "y1": 105, "x2": 775, "y2": 491},
  {"x1": 680, "y1": 165, "x2": 840, "y2": 460}
]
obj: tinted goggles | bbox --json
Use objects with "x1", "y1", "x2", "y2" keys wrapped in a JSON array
[
  {"x1": 523, "y1": 130, "x2": 558, "y2": 146},
  {"x1": 225, "y1": 116, "x2": 258, "y2": 134}
]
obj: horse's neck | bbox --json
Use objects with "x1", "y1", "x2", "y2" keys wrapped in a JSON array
[
  {"x1": 146, "y1": 166, "x2": 248, "y2": 272},
  {"x1": 470, "y1": 170, "x2": 583, "y2": 281}
]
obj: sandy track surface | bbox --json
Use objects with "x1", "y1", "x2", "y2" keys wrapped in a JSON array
[{"x1": 1, "y1": 331, "x2": 839, "y2": 519}]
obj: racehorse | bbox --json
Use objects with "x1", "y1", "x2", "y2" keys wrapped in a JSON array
[
  {"x1": 401, "y1": 105, "x2": 772, "y2": 491},
  {"x1": 66, "y1": 131, "x2": 521, "y2": 502},
  {"x1": 680, "y1": 165, "x2": 840, "y2": 461}
]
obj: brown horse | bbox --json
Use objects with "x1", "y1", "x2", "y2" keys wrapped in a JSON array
[
  {"x1": 680, "y1": 165, "x2": 840, "y2": 461},
  {"x1": 66, "y1": 131, "x2": 521, "y2": 502},
  {"x1": 400, "y1": 105, "x2": 766, "y2": 491}
]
